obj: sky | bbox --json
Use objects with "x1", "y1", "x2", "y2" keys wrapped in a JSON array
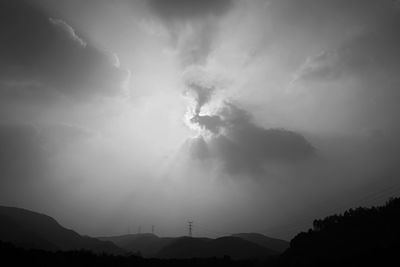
[{"x1": 1, "y1": 0, "x2": 400, "y2": 240}]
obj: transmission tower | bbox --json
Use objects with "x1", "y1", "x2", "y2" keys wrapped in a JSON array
[{"x1": 188, "y1": 221, "x2": 193, "y2": 237}]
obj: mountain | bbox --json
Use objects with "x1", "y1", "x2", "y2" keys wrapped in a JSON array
[
  {"x1": 0, "y1": 206, "x2": 125, "y2": 254},
  {"x1": 98, "y1": 233, "x2": 176, "y2": 257},
  {"x1": 101, "y1": 232, "x2": 287, "y2": 259},
  {"x1": 155, "y1": 236, "x2": 277, "y2": 259},
  {"x1": 231, "y1": 233, "x2": 289, "y2": 253}
]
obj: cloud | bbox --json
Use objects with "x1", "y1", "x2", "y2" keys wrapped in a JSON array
[
  {"x1": 187, "y1": 102, "x2": 315, "y2": 175},
  {"x1": 178, "y1": 21, "x2": 218, "y2": 66},
  {"x1": 147, "y1": 0, "x2": 233, "y2": 22},
  {"x1": 182, "y1": 74, "x2": 315, "y2": 176},
  {"x1": 292, "y1": 0, "x2": 400, "y2": 83},
  {"x1": 0, "y1": 121, "x2": 102, "y2": 204},
  {"x1": 191, "y1": 114, "x2": 224, "y2": 134},
  {"x1": 185, "y1": 80, "x2": 215, "y2": 114},
  {"x1": 0, "y1": 0, "x2": 129, "y2": 100},
  {"x1": 0, "y1": 122, "x2": 96, "y2": 178},
  {"x1": 0, "y1": 124, "x2": 45, "y2": 194},
  {"x1": 38, "y1": 123, "x2": 99, "y2": 154},
  {"x1": 146, "y1": 0, "x2": 234, "y2": 67},
  {"x1": 292, "y1": 50, "x2": 357, "y2": 82},
  {"x1": 48, "y1": 18, "x2": 87, "y2": 47}
]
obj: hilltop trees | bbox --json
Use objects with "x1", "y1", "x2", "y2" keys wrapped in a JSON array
[{"x1": 283, "y1": 197, "x2": 400, "y2": 266}]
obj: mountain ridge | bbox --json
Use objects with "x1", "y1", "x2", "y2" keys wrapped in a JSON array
[
  {"x1": 231, "y1": 233, "x2": 289, "y2": 252},
  {"x1": 100, "y1": 232, "x2": 288, "y2": 259},
  {"x1": 0, "y1": 205, "x2": 125, "y2": 255}
]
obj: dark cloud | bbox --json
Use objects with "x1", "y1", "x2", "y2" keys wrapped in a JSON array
[
  {"x1": 147, "y1": 0, "x2": 233, "y2": 22},
  {"x1": 221, "y1": 103, "x2": 314, "y2": 161},
  {"x1": 185, "y1": 81, "x2": 225, "y2": 134},
  {"x1": 188, "y1": 102, "x2": 315, "y2": 175},
  {"x1": 191, "y1": 114, "x2": 224, "y2": 134},
  {"x1": 291, "y1": 0, "x2": 400, "y2": 82},
  {"x1": 184, "y1": 80, "x2": 315, "y2": 175},
  {"x1": 185, "y1": 81, "x2": 215, "y2": 114},
  {"x1": 0, "y1": 0, "x2": 128, "y2": 100}
]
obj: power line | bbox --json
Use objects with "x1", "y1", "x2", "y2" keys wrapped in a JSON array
[{"x1": 188, "y1": 221, "x2": 193, "y2": 237}]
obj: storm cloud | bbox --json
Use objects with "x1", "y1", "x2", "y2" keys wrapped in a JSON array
[
  {"x1": 0, "y1": 0, "x2": 128, "y2": 100},
  {"x1": 188, "y1": 101, "x2": 315, "y2": 175}
]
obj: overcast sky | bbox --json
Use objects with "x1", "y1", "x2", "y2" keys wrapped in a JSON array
[{"x1": 1, "y1": 0, "x2": 400, "y2": 240}]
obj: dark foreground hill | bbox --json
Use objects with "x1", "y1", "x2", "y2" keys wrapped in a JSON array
[
  {"x1": 98, "y1": 233, "x2": 176, "y2": 257},
  {"x1": 0, "y1": 206, "x2": 124, "y2": 255},
  {"x1": 155, "y1": 236, "x2": 276, "y2": 259},
  {"x1": 282, "y1": 197, "x2": 400, "y2": 266},
  {"x1": 100, "y1": 233, "x2": 285, "y2": 259},
  {"x1": 0, "y1": 241, "x2": 263, "y2": 267}
]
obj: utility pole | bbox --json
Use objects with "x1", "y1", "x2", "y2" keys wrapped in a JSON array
[
  {"x1": 151, "y1": 225, "x2": 155, "y2": 235},
  {"x1": 188, "y1": 221, "x2": 193, "y2": 237}
]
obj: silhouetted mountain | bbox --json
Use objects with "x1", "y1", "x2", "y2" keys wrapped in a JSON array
[
  {"x1": 0, "y1": 240, "x2": 263, "y2": 267},
  {"x1": 0, "y1": 206, "x2": 125, "y2": 254},
  {"x1": 99, "y1": 233, "x2": 176, "y2": 257},
  {"x1": 155, "y1": 236, "x2": 276, "y2": 259},
  {"x1": 2, "y1": 197, "x2": 400, "y2": 266},
  {"x1": 101, "y1": 233, "x2": 284, "y2": 259},
  {"x1": 231, "y1": 233, "x2": 289, "y2": 253},
  {"x1": 282, "y1": 197, "x2": 400, "y2": 266}
]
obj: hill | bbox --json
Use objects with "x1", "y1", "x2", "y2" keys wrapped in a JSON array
[
  {"x1": 282, "y1": 197, "x2": 400, "y2": 266},
  {"x1": 100, "y1": 233, "x2": 284, "y2": 259},
  {"x1": 231, "y1": 233, "x2": 289, "y2": 253},
  {"x1": 2, "y1": 197, "x2": 400, "y2": 265},
  {"x1": 0, "y1": 206, "x2": 125, "y2": 254},
  {"x1": 155, "y1": 236, "x2": 277, "y2": 259},
  {"x1": 98, "y1": 233, "x2": 176, "y2": 257},
  {"x1": 0, "y1": 240, "x2": 262, "y2": 267}
]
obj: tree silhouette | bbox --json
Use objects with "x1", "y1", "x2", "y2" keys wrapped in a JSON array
[{"x1": 282, "y1": 197, "x2": 400, "y2": 266}]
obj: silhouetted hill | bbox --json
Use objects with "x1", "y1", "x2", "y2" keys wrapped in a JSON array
[
  {"x1": 99, "y1": 233, "x2": 176, "y2": 257},
  {"x1": 231, "y1": 233, "x2": 289, "y2": 253},
  {"x1": 101, "y1": 233, "x2": 283, "y2": 259},
  {"x1": 2, "y1": 198, "x2": 400, "y2": 266},
  {"x1": 155, "y1": 236, "x2": 276, "y2": 259},
  {"x1": 282, "y1": 197, "x2": 400, "y2": 266},
  {"x1": 0, "y1": 240, "x2": 263, "y2": 267},
  {"x1": 0, "y1": 206, "x2": 125, "y2": 254}
]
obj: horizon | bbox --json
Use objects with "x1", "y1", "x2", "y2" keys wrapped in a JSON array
[{"x1": 1, "y1": 0, "x2": 400, "y2": 242}]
